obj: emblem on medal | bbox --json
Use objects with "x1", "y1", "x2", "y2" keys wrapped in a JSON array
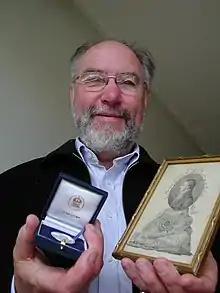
[{"x1": 68, "y1": 195, "x2": 85, "y2": 211}]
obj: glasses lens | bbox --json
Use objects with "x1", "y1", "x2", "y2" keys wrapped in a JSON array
[
  {"x1": 116, "y1": 74, "x2": 140, "y2": 94},
  {"x1": 80, "y1": 72, "x2": 106, "y2": 91}
]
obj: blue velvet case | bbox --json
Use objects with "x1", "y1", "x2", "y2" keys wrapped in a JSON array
[{"x1": 34, "y1": 172, "x2": 108, "y2": 268}]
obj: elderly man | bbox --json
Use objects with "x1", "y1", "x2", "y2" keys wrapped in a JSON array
[{"x1": 1, "y1": 39, "x2": 219, "y2": 293}]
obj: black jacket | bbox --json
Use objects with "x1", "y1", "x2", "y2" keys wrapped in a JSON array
[{"x1": 1, "y1": 140, "x2": 220, "y2": 292}]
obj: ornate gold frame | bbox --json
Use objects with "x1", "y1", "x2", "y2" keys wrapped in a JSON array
[{"x1": 113, "y1": 155, "x2": 220, "y2": 275}]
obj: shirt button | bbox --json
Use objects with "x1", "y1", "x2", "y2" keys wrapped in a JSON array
[
  {"x1": 107, "y1": 181, "x2": 115, "y2": 189},
  {"x1": 87, "y1": 153, "x2": 93, "y2": 159}
]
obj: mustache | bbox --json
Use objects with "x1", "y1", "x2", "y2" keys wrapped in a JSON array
[{"x1": 87, "y1": 106, "x2": 131, "y2": 121}]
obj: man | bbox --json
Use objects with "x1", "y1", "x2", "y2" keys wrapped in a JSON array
[{"x1": 1, "y1": 39, "x2": 219, "y2": 293}]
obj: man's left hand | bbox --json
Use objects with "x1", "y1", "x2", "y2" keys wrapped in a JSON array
[{"x1": 122, "y1": 252, "x2": 218, "y2": 293}]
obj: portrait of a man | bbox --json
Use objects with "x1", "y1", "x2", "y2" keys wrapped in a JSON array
[
  {"x1": 168, "y1": 178, "x2": 197, "y2": 210},
  {"x1": 128, "y1": 174, "x2": 204, "y2": 256}
]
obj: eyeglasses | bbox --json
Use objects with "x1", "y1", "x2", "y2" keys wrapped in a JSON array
[{"x1": 73, "y1": 70, "x2": 147, "y2": 95}]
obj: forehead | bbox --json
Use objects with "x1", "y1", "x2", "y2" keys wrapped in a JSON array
[
  {"x1": 182, "y1": 181, "x2": 189, "y2": 185},
  {"x1": 76, "y1": 41, "x2": 143, "y2": 76},
  {"x1": 182, "y1": 180, "x2": 192, "y2": 186}
]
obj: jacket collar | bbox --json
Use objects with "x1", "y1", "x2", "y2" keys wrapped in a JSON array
[{"x1": 43, "y1": 138, "x2": 157, "y2": 167}]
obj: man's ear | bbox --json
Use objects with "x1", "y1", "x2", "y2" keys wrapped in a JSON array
[
  {"x1": 144, "y1": 87, "x2": 150, "y2": 108},
  {"x1": 69, "y1": 84, "x2": 74, "y2": 105}
]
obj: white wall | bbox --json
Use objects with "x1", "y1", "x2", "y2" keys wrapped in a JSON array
[
  {"x1": 74, "y1": 0, "x2": 220, "y2": 155},
  {"x1": 138, "y1": 94, "x2": 204, "y2": 163},
  {"x1": 73, "y1": 0, "x2": 205, "y2": 162},
  {"x1": 0, "y1": 0, "x2": 100, "y2": 173},
  {"x1": 0, "y1": 0, "x2": 204, "y2": 174}
]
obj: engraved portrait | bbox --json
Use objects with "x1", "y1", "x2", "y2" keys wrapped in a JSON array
[
  {"x1": 128, "y1": 173, "x2": 205, "y2": 256},
  {"x1": 113, "y1": 156, "x2": 220, "y2": 275},
  {"x1": 168, "y1": 173, "x2": 204, "y2": 210}
]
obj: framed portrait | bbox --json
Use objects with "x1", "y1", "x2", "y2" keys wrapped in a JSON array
[{"x1": 113, "y1": 155, "x2": 220, "y2": 275}]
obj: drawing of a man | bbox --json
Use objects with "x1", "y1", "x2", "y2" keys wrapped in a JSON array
[
  {"x1": 128, "y1": 176, "x2": 199, "y2": 256},
  {"x1": 169, "y1": 178, "x2": 196, "y2": 210}
]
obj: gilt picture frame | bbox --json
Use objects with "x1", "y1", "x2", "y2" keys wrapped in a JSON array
[{"x1": 113, "y1": 155, "x2": 220, "y2": 275}]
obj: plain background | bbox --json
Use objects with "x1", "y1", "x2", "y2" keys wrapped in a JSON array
[{"x1": 0, "y1": 0, "x2": 203, "y2": 173}]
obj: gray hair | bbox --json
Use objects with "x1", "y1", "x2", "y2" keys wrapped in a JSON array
[{"x1": 70, "y1": 38, "x2": 155, "y2": 88}]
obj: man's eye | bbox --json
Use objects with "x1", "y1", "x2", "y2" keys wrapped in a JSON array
[{"x1": 121, "y1": 80, "x2": 136, "y2": 86}]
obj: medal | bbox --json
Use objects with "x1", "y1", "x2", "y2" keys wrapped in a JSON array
[
  {"x1": 51, "y1": 231, "x2": 75, "y2": 244},
  {"x1": 51, "y1": 228, "x2": 85, "y2": 249}
]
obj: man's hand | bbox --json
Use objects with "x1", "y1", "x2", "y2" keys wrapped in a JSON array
[
  {"x1": 13, "y1": 214, "x2": 103, "y2": 293},
  {"x1": 122, "y1": 253, "x2": 218, "y2": 293}
]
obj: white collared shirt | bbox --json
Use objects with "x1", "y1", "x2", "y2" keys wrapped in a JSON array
[
  {"x1": 11, "y1": 138, "x2": 140, "y2": 293},
  {"x1": 75, "y1": 138, "x2": 139, "y2": 293}
]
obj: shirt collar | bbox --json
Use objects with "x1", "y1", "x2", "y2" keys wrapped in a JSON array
[{"x1": 75, "y1": 137, "x2": 140, "y2": 169}]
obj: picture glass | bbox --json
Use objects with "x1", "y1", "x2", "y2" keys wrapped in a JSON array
[{"x1": 124, "y1": 161, "x2": 220, "y2": 264}]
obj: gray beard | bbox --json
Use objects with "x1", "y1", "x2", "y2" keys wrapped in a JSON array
[{"x1": 72, "y1": 105, "x2": 142, "y2": 157}]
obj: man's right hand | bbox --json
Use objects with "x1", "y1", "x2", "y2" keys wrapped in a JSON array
[{"x1": 13, "y1": 214, "x2": 104, "y2": 293}]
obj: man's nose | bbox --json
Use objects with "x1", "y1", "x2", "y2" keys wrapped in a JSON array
[{"x1": 100, "y1": 78, "x2": 121, "y2": 104}]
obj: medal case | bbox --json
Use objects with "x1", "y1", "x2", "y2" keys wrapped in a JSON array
[{"x1": 34, "y1": 172, "x2": 108, "y2": 268}]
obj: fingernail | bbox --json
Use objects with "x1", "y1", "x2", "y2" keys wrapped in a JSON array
[
  {"x1": 154, "y1": 260, "x2": 168, "y2": 273},
  {"x1": 90, "y1": 224, "x2": 96, "y2": 231},
  {"x1": 88, "y1": 224, "x2": 99, "y2": 235},
  {"x1": 87, "y1": 223, "x2": 95, "y2": 231},
  {"x1": 95, "y1": 219, "x2": 101, "y2": 229},
  {"x1": 122, "y1": 260, "x2": 130, "y2": 270},
  {"x1": 136, "y1": 262, "x2": 145, "y2": 270},
  {"x1": 136, "y1": 258, "x2": 150, "y2": 270},
  {"x1": 25, "y1": 216, "x2": 29, "y2": 230},
  {"x1": 182, "y1": 280, "x2": 193, "y2": 289},
  {"x1": 88, "y1": 251, "x2": 98, "y2": 265}
]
